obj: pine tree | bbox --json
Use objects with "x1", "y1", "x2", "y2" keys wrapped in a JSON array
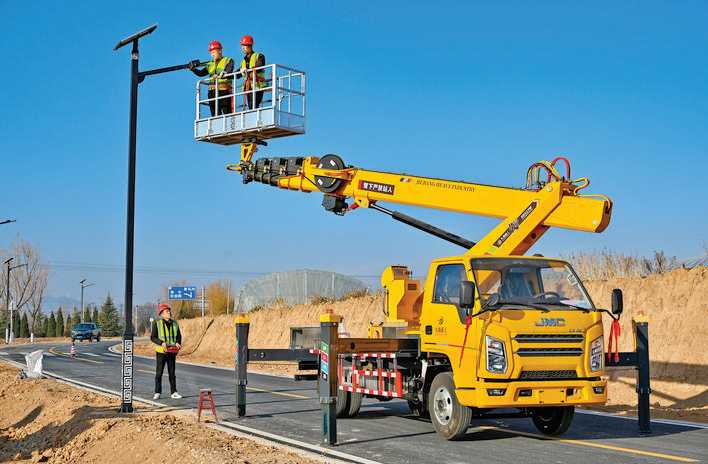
[
  {"x1": 41, "y1": 315, "x2": 49, "y2": 337},
  {"x1": 56, "y1": 307, "x2": 65, "y2": 339},
  {"x1": 82, "y1": 305, "x2": 91, "y2": 323},
  {"x1": 70, "y1": 307, "x2": 81, "y2": 331},
  {"x1": 92, "y1": 307, "x2": 99, "y2": 325},
  {"x1": 12, "y1": 310, "x2": 20, "y2": 338},
  {"x1": 47, "y1": 311, "x2": 56, "y2": 338},
  {"x1": 63, "y1": 314, "x2": 71, "y2": 337},
  {"x1": 20, "y1": 312, "x2": 29, "y2": 338},
  {"x1": 98, "y1": 294, "x2": 121, "y2": 336}
]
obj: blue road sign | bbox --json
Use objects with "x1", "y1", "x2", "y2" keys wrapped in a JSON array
[{"x1": 168, "y1": 286, "x2": 197, "y2": 300}]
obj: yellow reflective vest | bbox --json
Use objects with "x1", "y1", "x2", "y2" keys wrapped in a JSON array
[
  {"x1": 206, "y1": 56, "x2": 234, "y2": 91},
  {"x1": 240, "y1": 52, "x2": 266, "y2": 89},
  {"x1": 154, "y1": 319, "x2": 180, "y2": 353}
]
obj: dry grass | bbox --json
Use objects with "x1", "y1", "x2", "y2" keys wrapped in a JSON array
[{"x1": 564, "y1": 249, "x2": 679, "y2": 281}]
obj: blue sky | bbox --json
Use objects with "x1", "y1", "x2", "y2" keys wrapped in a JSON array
[{"x1": 1, "y1": 1, "x2": 707, "y2": 308}]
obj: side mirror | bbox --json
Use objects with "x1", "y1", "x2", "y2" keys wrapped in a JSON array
[
  {"x1": 459, "y1": 281, "x2": 476, "y2": 309},
  {"x1": 611, "y1": 288, "x2": 623, "y2": 315}
]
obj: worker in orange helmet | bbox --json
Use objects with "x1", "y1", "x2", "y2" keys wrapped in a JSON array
[
  {"x1": 236, "y1": 35, "x2": 267, "y2": 109},
  {"x1": 151, "y1": 303, "x2": 182, "y2": 400},
  {"x1": 190, "y1": 40, "x2": 235, "y2": 116}
]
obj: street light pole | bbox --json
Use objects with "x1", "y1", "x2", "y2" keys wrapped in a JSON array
[
  {"x1": 114, "y1": 24, "x2": 200, "y2": 414},
  {"x1": 80, "y1": 279, "x2": 94, "y2": 321},
  {"x1": 4, "y1": 258, "x2": 27, "y2": 343}
]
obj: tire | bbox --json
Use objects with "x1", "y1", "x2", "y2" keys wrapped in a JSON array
[
  {"x1": 96, "y1": 335, "x2": 101, "y2": 342},
  {"x1": 531, "y1": 406, "x2": 575, "y2": 436},
  {"x1": 428, "y1": 372, "x2": 472, "y2": 440},
  {"x1": 407, "y1": 400, "x2": 430, "y2": 419},
  {"x1": 348, "y1": 392, "x2": 362, "y2": 417},
  {"x1": 88, "y1": 335, "x2": 92, "y2": 343},
  {"x1": 71, "y1": 338, "x2": 75, "y2": 343},
  {"x1": 336, "y1": 388, "x2": 351, "y2": 418}
]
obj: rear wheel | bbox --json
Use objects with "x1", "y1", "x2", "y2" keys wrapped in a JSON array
[
  {"x1": 336, "y1": 388, "x2": 351, "y2": 418},
  {"x1": 428, "y1": 372, "x2": 472, "y2": 440},
  {"x1": 96, "y1": 335, "x2": 101, "y2": 342},
  {"x1": 88, "y1": 335, "x2": 92, "y2": 342},
  {"x1": 347, "y1": 392, "x2": 362, "y2": 417},
  {"x1": 531, "y1": 406, "x2": 575, "y2": 435}
]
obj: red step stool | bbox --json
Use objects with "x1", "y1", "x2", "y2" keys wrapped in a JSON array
[{"x1": 196, "y1": 389, "x2": 218, "y2": 423}]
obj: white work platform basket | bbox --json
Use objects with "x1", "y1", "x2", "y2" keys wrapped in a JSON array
[{"x1": 194, "y1": 64, "x2": 306, "y2": 145}]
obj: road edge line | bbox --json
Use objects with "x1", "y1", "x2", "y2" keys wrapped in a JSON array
[{"x1": 577, "y1": 408, "x2": 708, "y2": 430}]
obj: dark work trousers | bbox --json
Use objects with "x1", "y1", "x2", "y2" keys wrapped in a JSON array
[
  {"x1": 246, "y1": 89, "x2": 264, "y2": 109},
  {"x1": 208, "y1": 88, "x2": 234, "y2": 116},
  {"x1": 155, "y1": 351, "x2": 177, "y2": 394}
]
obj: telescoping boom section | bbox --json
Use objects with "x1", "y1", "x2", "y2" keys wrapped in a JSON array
[{"x1": 234, "y1": 155, "x2": 612, "y2": 256}]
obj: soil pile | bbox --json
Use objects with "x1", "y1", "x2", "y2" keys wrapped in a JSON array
[{"x1": 0, "y1": 363, "x2": 316, "y2": 463}]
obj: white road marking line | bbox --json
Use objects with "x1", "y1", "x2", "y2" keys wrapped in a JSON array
[{"x1": 84, "y1": 353, "x2": 101, "y2": 357}]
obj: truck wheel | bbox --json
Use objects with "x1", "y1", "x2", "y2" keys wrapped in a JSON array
[
  {"x1": 88, "y1": 335, "x2": 92, "y2": 342},
  {"x1": 96, "y1": 335, "x2": 101, "y2": 342},
  {"x1": 348, "y1": 392, "x2": 362, "y2": 417},
  {"x1": 407, "y1": 400, "x2": 430, "y2": 419},
  {"x1": 428, "y1": 372, "x2": 471, "y2": 440},
  {"x1": 336, "y1": 388, "x2": 351, "y2": 418},
  {"x1": 531, "y1": 406, "x2": 575, "y2": 435}
]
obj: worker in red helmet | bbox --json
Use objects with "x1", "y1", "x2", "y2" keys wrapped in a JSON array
[
  {"x1": 236, "y1": 35, "x2": 267, "y2": 109},
  {"x1": 151, "y1": 303, "x2": 182, "y2": 400},
  {"x1": 190, "y1": 40, "x2": 234, "y2": 116}
]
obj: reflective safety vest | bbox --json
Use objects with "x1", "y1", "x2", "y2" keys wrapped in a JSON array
[
  {"x1": 240, "y1": 52, "x2": 266, "y2": 89},
  {"x1": 155, "y1": 319, "x2": 180, "y2": 353},
  {"x1": 206, "y1": 56, "x2": 234, "y2": 91}
]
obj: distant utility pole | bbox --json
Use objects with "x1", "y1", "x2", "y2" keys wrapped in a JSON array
[
  {"x1": 114, "y1": 24, "x2": 201, "y2": 414},
  {"x1": 80, "y1": 279, "x2": 94, "y2": 321},
  {"x1": 4, "y1": 257, "x2": 27, "y2": 344}
]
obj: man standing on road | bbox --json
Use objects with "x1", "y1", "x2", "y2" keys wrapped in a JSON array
[{"x1": 151, "y1": 304, "x2": 182, "y2": 400}]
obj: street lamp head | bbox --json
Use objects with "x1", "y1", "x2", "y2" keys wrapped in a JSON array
[
  {"x1": 113, "y1": 24, "x2": 158, "y2": 51},
  {"x1": 80, "y1": 278, "x2": 86, "y2": 284},
  {"x1": 0, "y1": 219, "x2": 16, "y2": 225},
  {"x1": 4, "y1": 257, "x2": 13, "y2": 265}
]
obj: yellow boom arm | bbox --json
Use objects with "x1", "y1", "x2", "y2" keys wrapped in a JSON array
[{"x1": 234, "y1": 155, "x2": 612, "y2": 257}]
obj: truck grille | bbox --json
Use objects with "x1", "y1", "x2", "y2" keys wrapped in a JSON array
[
  {"x1": 519, "y1": 370, "x2": 578, "y2": 380},
  {"x1": 517, "y1": 347, "x2": 583, "y2": 357},
  {"x1": 514, "y1": 334, "x2": 584, "y2": 343}
]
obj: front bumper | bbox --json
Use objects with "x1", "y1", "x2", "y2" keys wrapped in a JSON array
[
  {"x1": 72, "y1": 333, "x2": 94, "y2": 339},
  {"x1": 456, "y1": 378, "x2": 607, "y2": 409}
]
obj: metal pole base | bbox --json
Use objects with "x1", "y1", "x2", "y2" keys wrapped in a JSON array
[{"x1": 118, "y1": 403, "x2": 134, "y2": 413}]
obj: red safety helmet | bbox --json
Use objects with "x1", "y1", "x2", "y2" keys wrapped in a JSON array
[
  {"x1": 208, "y1": 40, "x2": 223, "y2": 51},
  {"x1": 157, "y1": 303, "x2": 172, "y2": 316},
  {"x1": 240, "y1": 35, "x2": 254, "y2": 46}
]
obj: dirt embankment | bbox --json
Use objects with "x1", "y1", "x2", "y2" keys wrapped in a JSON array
[
  {"x1": 135, "y1": 268, "x2": 707, "y2": 421},
  {"x1": 0, "y1": 363, "x2": 315, "y2": 463}
]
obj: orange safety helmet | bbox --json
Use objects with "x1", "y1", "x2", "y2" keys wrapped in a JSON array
[
  {"x1": 208, "y1": 40, "x2": 223, "y2": 51},
  {"x1": 157, "y1": 303, "x2": 172, "y2": 316},
  {"x1": 240, "y1": 35, "x2": 254, "y2": 46}
]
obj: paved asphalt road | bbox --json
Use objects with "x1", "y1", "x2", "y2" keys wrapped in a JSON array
[{"x1": 1, "y1": 341, "x2": 706, "y2": 464}]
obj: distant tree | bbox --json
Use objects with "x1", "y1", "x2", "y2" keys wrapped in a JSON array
[
  {"x1": 47, "y1": 311, "x2": 56, "y2": 338},
  {"x1": 63, "y1": 314, "x2": 71, "y2": 337},
  {"x1": 82, "y1": 305, "x2": 92, "y2": 323},
  {"x1": 41, "y1": 315, "x2": 49, "y2": 337},
  {"x1": 19, "y1": 312, "x2": 29, "y2": 338},
  {"x1": 56, "y1": 307, "x2": 65, "y2": 339},
  {"x1": 12, "y1": 310, "x2": 20, "y2": 338},
  {"x1": 70, "y1": 307, "x2": 81, "y2": 330},
  {"x1": 98, "y1": 294, "x2": 121, "y2": 336},
  {"x1": 92, "y1": 307, "x2": 99, "y2": 325}
]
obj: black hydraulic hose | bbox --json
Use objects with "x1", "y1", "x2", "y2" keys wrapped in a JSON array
[{"x1": 369, "y1": 203, "x2": 476, "y2": 250}]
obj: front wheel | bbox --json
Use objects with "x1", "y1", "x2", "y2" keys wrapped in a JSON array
[
  {"x1": 96, "y1": 335, "x2": 101, "y2": 342},
  {"x1": 531, "y1": 406, "x2": 575, "y2": 435},
  {"x1": 428, "y1": 372, "x2": 472, "y2": 440}
]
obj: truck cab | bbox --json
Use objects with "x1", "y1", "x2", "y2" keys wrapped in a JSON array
[{"x1": 384, "y1": 255, "x2": 609, "y2": 439}]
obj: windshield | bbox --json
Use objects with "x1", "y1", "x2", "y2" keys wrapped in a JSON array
[
  {"x1": 471, "y1": 258, "x2": 594, "y2": 310},
  {"x1": 74, "y1": 323, "x2": 94, "y2": 330}
]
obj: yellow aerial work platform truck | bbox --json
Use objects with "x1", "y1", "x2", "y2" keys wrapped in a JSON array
[{"x1": 191, "y1": 67, "x2": 624, "y2": 440}]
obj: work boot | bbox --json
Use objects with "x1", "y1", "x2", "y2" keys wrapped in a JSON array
[
  {"x1": 170, "y1": 392, "x2": 183, "y2": 399},
  {"x1": 153, "y1": 393, "x2": 160, "y2": 400}
]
